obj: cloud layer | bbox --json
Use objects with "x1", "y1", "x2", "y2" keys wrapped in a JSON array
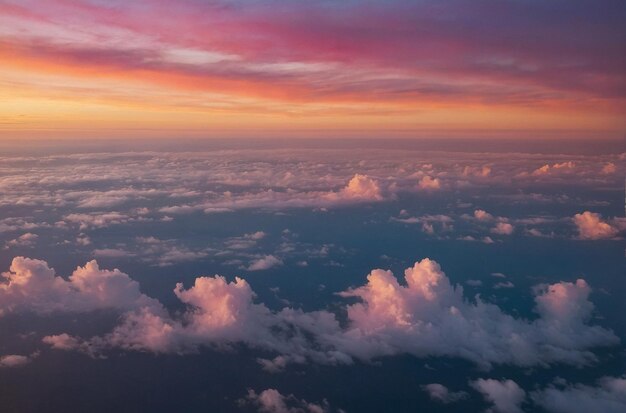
[{"x1": 1, "y1": 257, "x2": 610, "y2": 371}]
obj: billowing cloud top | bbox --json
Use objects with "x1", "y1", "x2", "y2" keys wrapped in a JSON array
[{"x1": 1, "y1": 256, "x2": 613, "y2": 371}]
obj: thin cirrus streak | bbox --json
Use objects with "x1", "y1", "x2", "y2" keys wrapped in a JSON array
[{"x1": 0, "y1": 0, "x2": 624, "y2": 139}]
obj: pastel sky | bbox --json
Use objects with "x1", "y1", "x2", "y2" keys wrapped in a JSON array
[{"x1": 1, "y1": 0, "x2": 625, "y2": 139}]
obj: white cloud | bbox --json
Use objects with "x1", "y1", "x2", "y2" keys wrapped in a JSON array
[
  {"x1": 531, "y1": 376, "x2": 626, "y2": 413},
  {"x1": 4, "y1": 232, "x2": 38, "y2": 248},
  {"x1": 0, "y1": 354, "x2": 31, "y2": 368},
  {"x1": 601, "y1": 162, "x2": 617, "y2": 174},
  {"x1": 335, "y1": 174, "x2": 383, "y2": 201},
  {"x1": 422, "y1": 383, "x2": 468, "y2": 403},
  {"x1": 0, "y1": 257, "x2": 162, "y2": 316},
  {"x1": 492, "y1": 222, "x2": 514, "y2": 235},
  {"x1": 243, "y1": 388, "x2": 337, "y2": 413},
  {"x1": 471, "y1": 379, "x2": 526, "y2": 413},
  {"x1": 474, "y1": 210, "x2": 495, "y2": 221},
  {"x1": 35, "y1": 257, "x2": 618, "y2": 371},
  {"x1": 573, "y1": 211, "x2": 619, "y2": 240},
  {"x1": 336, "y1": 260, "x2": 618, "y2": 368},
  {"x1": 248, "y1": 255, "x2": 283, "y2": 271},
  {"x1": 417, "y1": 176, "x2": 441, "y2": 190}
]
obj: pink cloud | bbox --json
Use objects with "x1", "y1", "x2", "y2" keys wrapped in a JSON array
[
  {"x1": 0, "y1": 257, "x2": 161, "y2": 315},
  {"x1": 30, "y1": 257, "x2": 618, "y2": 370},
  {"x1": 573, "y1": 211, "x2": 619, "y2": 240},
  {"x1": 417, "y1": 176, "x2": 441, "y2": 191}
]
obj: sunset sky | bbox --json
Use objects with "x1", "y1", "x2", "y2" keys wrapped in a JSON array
[{"x1": 1, "y1": 0, "x2": 625, "y2": 139}]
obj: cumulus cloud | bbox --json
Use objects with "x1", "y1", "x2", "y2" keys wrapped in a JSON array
[
  {"x1": 4, "y1": 232, "x2": 38, "y2": 248},
  {"x1": 531, "y1": 376, "x2": 626, "y2": 413},
  {"x1": 573, "y1": 211, "x2": 620, "y2": 240},
  {"x1": 601, "y1": 162, "x2": 617, "y2": 174},
  {"x1": 63, "y1": 212, "x2": 140, "y2": 230},
  {"x1": 35, "y1": 257, "x2": 618, "y2": 371},
  {"x1": 422, "y1": 383, "x2": 468, "y2": 403},
  {"x1": 248, "y1": 255, "x2": 283, "y2": 271},
  {"x1": 0, "y1": 354, "x2": 31, "y2": 368},
  {"x1": 0, "y1": 257, "x2": 161, "y2": 316},
  {"x1": 531, "y1": 162, "x2": 575, "y2": 176},
  {"x1": 391, "y1": 214, "x2": 453, "y2": 234},
  {"x1": 463, "y1": 165, "x2": 491, "y2": 177},
  {"x1": 336, "y1": 174, "x2": 383, "y2": 201},
  {"x1": 474, "y1": 209, "x2": 495, "y2": 221},
  {"x1": 471, "y1": 379, "x2": 526, "y2": 413},
  {"x1": 417, "y1": 176, "x2": 441, "y2": 190},
  {"x1": 336, "y1": 259, "x2": 618, "y2": 368},
  {"x1": 491, "y1": 222, "x2": 514, "y2": 235},
  {"x1": 242, "y1": 388, "x2": 338, "y2": 413}
]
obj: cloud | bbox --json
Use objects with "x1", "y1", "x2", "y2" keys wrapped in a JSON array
[
  {"x1": 491, "y1": 222, "x2": 514, "y2": 235},
  {"x1": 531, "y1": 376, "x2": 626, "y2": 413},
  {"x1": 336, "y1": 174, "x2": 383, "y2": 201},
  {"x1": 4, "y1": 232, "x2": 38, "y2": 248},
  {"x1": 471, "y1": 379, "x2": 526, "y2": 413},
  {"x1": 0, "y1": 257, "x2": 161, "y2": 316},
  {"x1": 63, "y1": 212, "x2": 139, "y2": 230},
  {"x1": 474, "y1": 209, "x2": 495, "y2": 221},
  {"x1": 391, "y1": 214, "x2": 454, "y2": 234},
  {"x1": 531, "y1": 162, "x2": 575, "y2": 176},
  {"x1": 245, "y1": 231, "x2": 267, "y2": 240},
  {"x1": 0, "y1": 354, "x2": 31, "y2": 368},
  {"x1": 422, "y1": 383, "x2": 468, "y2": 404},
  {"x1": 242, "y1": 388, "x2": 338, "y2": 413},
  {"x1": 337, "y1": 259, "x2": 618, "y2": 368},
  {"x1": 463, "y1": 165, "x2": 492, "y2": 178},
  {"x1": 493, "y1": 281, "x2": 515, "y2": 289},
  {"x1": 36, "y1": 257, "x2": 618, "y2": 371},
  {"x1": 248, "y1": 255, "x2": 283, "y2": 271},
  {"x1": 92, "y1": 248, "x2": 132, "y2": 258},
  {"x1": 601, "y1": 162, "x2": 616, "y2": 174},
  {"x1": 573, "y1": 211, "x2": 620, "y2": 240},
  {"x1": 417, "y1": 176, "x2": 441, "y2": 190},
  {"x1": 42, "y1": 333, "x2": 83, "y2": 351}
]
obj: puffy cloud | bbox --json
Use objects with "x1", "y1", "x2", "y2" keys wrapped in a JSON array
[
  {"x1": 40, "y1": 258, "x2": 618, "y2": 371},
  {"x1": 422, "y1": 383, "x2": 468, "y2": 404},
  {"x1": 248, "y1": 255, "x2": 284, "y2": 271},
  {"x1": 63, "y1": 212, "x2": 138, "y2": 230},
  {"x1": 463, "y1": 165, "x2": 491, "y2": 177},
  {"x1": 492, "y1": 222, "x2": 514, "y2": 235},
  {"x1": 601, "y1": 162, "x2": 617, "y2": 174},
  {"x1": 391, "y1": 214, "x2": 453, "y2": 234},
  {"x1": 417, "y1": 176, "x2": 441, "y2": 190},
  {"x1": 4, "y1": 232, "x2": 38, "y2": 248},
  {"x1": 573, "y1": 211, "x2": 620, "y2": 240},
  {"x1": 245, "y1": 231, "x2": 267, "y2": 240},
  {"x1": 474, "y1": 209, "x2": 495, "y2": 221},
  {"x1": 42, "y1": 333, "x2": 83, "y2": 351},
  {"x1": 337, "y1": 174, "x2": 383, "y2": 201},
  {"x1": 531, "y1": 162, "x2": 575, "y2": 176},
  {"x1": 0, "y1": 354, "x2": 31, "y2": 368},
  {"x1": 471, "y1": 379, "x2": 526, "y2": 413},
  {"x1": 0, "y1": 257, "x2": 161, "y2": 316},
  {"x1": 336, "y1": 259, "x2": 618, "y2": 368},
  {"x1": 243, "y1": 388, "x2": 337, "y2": 413},
  {"x1": 531, "y1": 376, "x2": 626, "y2": 413}
]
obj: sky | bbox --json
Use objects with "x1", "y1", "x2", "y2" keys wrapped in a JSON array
[
  {"x1": 1, "y1": 0, "x2": 625, "y2": 139},
  {"x1": 1, "y1": 2, "x2": 626, "y2": 412}
]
